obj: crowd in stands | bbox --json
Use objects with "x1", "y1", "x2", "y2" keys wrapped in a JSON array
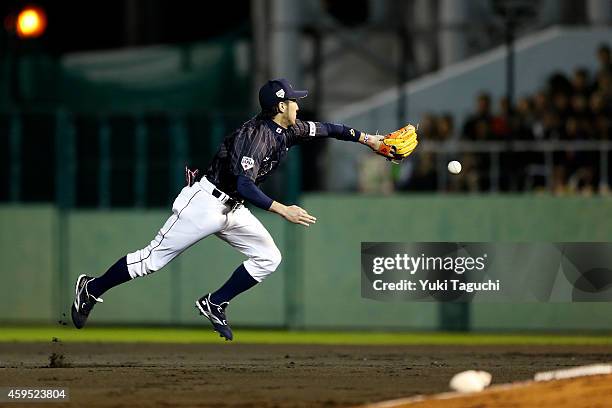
[{"x1": 392, "y1": 43, "x2": 612, "y2": 195}]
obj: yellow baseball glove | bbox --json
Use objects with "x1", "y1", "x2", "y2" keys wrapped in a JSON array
[{"x1": 375, "y1": 124, "x2": 418, "y2": 163}]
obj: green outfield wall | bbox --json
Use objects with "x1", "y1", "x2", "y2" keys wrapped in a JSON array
[
  {"x1": 299, "y1": 195, "x2": 612, "y2": 332},
  {"x1": 2, "y1": 195, "x2": 612, "y2": 331}
]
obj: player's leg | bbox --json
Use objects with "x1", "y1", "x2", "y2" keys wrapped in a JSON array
[
  {"x1": 72, "y1": 184, "x2": 227, "y2": 328},
  {"x1": 125, "y1": 184, "x2": 232, "y2": 279},
  {"x1": 214, "y1": 205, "x2": 282, "y2": 298},
  {"x1": 195, "y1": 205, "x2": 281, "y2": 340}
]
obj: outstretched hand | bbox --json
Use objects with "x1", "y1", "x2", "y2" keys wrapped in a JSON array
[
  {"x1": 282, "y1": 205, "x2": 317, "y2": 226},
  {"x1": 269, "y1": 202, "x2": 317, "y2": 227}
]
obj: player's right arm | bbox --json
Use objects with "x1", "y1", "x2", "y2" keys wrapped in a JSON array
[
  {"x1": 269, "y1": 201, "x2": 317, "y2": 227},
  {"x1": 235, "y1": 177, "x2": 316, "y2": 226}
]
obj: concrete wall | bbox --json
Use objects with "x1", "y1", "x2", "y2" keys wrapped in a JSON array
[
  {"x1": 1, "y1": 206, "x2": 287, "y2": 327},
  {"x1": 2, "y1": 195, "x2": 612, "y2": 331},
  {"x1": 299, "y1": 195, "x2": 612, "y2": 331}
]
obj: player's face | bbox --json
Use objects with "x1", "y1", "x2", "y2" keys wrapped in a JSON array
[{"x1": 286, "y1": 99, "x2": 299, "y2": 125}]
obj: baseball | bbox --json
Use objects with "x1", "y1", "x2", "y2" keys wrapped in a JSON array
[
  {"x1": 448, "y1": 160, "x2": 462, "y2": 174},
  {"x1": 449, "y1": 370, "x2": 492, "y2": 393}
]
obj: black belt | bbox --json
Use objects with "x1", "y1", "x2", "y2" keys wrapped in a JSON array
[
  {"x1": 211, "y1": 188, "x2": 243, "y2": 210},
  {"x1": 185, "y1": 167, "x2": 242, "y2": 210}
]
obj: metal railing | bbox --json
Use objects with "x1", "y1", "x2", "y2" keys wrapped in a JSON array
[{"x1": 420, "y1": 140, "x2": 611, "y2": 192}]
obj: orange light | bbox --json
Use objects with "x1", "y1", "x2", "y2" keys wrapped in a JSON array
[{"x1": 16, "y1": 6, "x2": 47, "y2": 39}]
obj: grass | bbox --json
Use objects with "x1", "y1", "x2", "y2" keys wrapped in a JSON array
[{"x1": 1, "y1": 327, "x2": 612, "y2": 346}]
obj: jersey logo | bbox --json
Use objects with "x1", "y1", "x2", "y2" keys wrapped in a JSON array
[
  {"x1": 349, "y1": 128, "x2": 355, "y2": 137},
  {"x1": 307, "y1": 121, "x2": 316, "y2": 136},
  {"x1": 276, "y1": 89, "x2": 285, "y2": 98},
  {"x1": 241, "y1": 156, "x2": 255, "y2": 171},
  {"x1": 276, "y1": 127, "x2": 282, "y2": 134}
]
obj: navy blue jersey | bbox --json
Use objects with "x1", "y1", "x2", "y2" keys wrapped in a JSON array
[{"x1": 205, "y1": 117, "x2": 342, "y2": 198}]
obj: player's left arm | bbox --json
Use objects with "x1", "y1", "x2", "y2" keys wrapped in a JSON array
[{"x1": 288, "y1": 120, "x2": 419, "y2": 162}]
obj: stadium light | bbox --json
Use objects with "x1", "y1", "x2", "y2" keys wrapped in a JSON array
[{"x1": 16, "y1": 5, "x2": 47, "y2": 39}]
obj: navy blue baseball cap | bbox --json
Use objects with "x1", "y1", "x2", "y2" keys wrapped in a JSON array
[{"x1": 258, "y1": 78, "x2": 308, "y2": 110}]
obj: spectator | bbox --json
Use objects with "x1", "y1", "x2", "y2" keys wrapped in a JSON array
[
  {"x1": 515, "y1": 97, "x2": 535, "y2": 140},
  {"x1": 556, "y1": 117, "x2": 593, "y2": 196},
  {"x1": 532, "y1": 91, "x2": 550, "y2": 116},
  {"x1": 568, "y1": 167, "x2": 596, "y2": 196},
  {"x1": 461, "y1": 94, "x2": 494, "y2": 190},
  {"x1": 596, "y1": 44, "x2": 612, "y2": 77},
  {"x1": 590, "y1": 91, "x2": 610, "y2": 118},
  {"x1": 571, "y1": 68, "x2": 593, "y2": 98},
  {"x1": 436, "y1": 114, "x2": 454, "y2": 142},
  {"x1": 551, "y1": 92, "x2": 572, "y2": 122},
  {"x1": 462, "y1": 92, "x2": 493, "y2": 140},
  {"x1": 419, "y1": 113, "x2": 439, "y2": 141},
  {"x1": 595, "y1": 71, "x2": 612, "y2": 103},
  {"x1": 548, "y1": 72, "x2": 573, "y2": 96},
  {"x1": 564, "y1": 117, "x2": 588, "y2": 140},
  {"x1": 516, "y1": 96, "x2": 545, "y2": 191},
  {"x1": 552, "y1": 166, "x2": 569, "y2": 195},
  {"x1": 491, "y1": 96, "x2": 513, "y2": 140},
  {"x1": 406, "y1": 152, "x2": 437, "y2": 191},
  {"x1": 541, "y1": 111, "x2": 562, "y2": 139},
  {"x1": 570, "y1": 94, "x2": 592, "y2": 138},
  {"x1": 571, "y1": 94, "x2": 589, "y2": 118},
  {"x1": 592, "y1": 115, "x2": 611, "y2": 140},
  {"x1": 417, "y1": 43, "x2": 612, "y2": 195}
]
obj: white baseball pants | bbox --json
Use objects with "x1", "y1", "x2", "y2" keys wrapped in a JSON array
[{"x1": 125, "y1": 177, "x2": 282, "y2": 282}]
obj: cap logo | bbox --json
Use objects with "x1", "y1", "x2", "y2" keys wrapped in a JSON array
[
  {"x1": 241, "y1": 156, "x2": 254, "y2": 171},
  {"x1": 275, "y1": 89, "x2": 285, "y2": 98}
]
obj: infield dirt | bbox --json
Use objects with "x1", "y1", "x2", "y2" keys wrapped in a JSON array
[{"x1": 0, "y1": 343, "x2": 610, "y2": 407}]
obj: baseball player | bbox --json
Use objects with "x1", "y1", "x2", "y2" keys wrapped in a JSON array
[{"x1": 71, "y1": 78, "x2": 418, "y2": 340}]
